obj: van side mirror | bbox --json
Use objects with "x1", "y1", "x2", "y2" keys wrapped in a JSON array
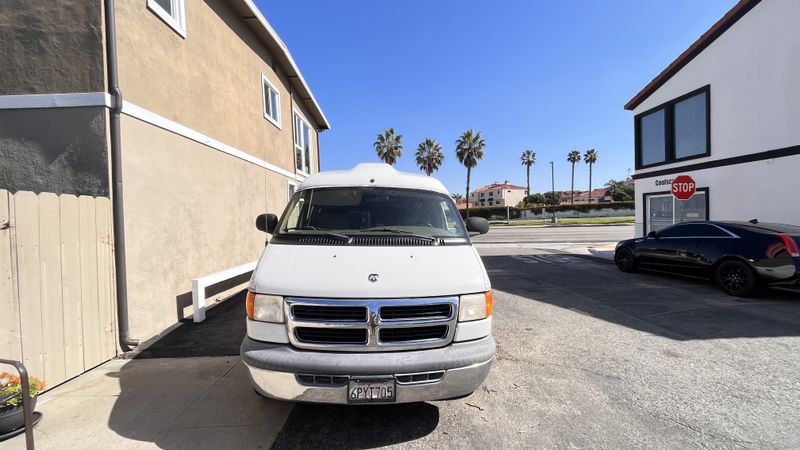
[
  {"x1": 465, "y1": 217, "x2": 490, "y2": 235},
  {"x1": 647, "y1": 231, "x2": 658, "y2": 239},
  {"x1": 256, "y1": 213, "x2": 279, "y2": 234}
]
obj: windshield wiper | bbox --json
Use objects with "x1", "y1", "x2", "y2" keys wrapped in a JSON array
[
  {"x1": 361, "y1": 227, "x2": 438, "y2": 242},
  {"x1": 286, "y1": 226, "x2": 352, "y2": 242}
]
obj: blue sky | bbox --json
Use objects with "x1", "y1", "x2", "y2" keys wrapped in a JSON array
[{"x1": 256, "y1": 0, "x2": 736, "y2": 195}]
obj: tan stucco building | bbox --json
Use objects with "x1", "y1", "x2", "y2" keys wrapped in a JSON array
[
  {"x1": 0, "y1": 0, "x2": 328, "y2": 386},
  {"x1": 468, "y1": 181, "x2": 528, "y2": 208}
]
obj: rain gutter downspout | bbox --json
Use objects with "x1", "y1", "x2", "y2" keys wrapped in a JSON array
[{"x1": 105, "y1": 0, "x2": 139, "y2": 350}]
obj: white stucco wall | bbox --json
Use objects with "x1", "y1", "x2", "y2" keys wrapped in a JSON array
[{"x1": 632, "y1": 0, "x2": 800, "y2": 236}]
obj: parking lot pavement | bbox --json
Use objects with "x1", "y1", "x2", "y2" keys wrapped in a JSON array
[
  {"x1": 7, "y1": 242, "x2": 799, "y2": 449},
  {"x1": 0, "y1": 356, "x2": 292, "y2": 450},
  {"x1": 272, "y1": 246, "x2": 800, "y2": 449}
]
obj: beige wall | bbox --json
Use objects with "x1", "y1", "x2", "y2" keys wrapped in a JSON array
[
  {"x1": 113, "y1": 0, "x2": 327, "y2": 340},
  {"x1": 115, "y1": 0, "x2": 320, "y2": 175},
  {"x1": 501, "y1": 189, "x2": 527, "y2": 207},
  {"x1": 120, "y1": 115, "x2": 289, "y2": 340}
]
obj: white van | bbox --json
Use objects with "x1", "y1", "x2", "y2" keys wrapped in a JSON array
[{"x1": 241, "y1": 163, "x2": 495, "y2": 404}]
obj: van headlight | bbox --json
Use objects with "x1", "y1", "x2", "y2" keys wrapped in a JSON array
[
  {"x1": 458, "y1": 291, "x2": 493, "y2": 322},
  {"x1": 246, "y1": 291, "x2": 285, "y2": 323}
]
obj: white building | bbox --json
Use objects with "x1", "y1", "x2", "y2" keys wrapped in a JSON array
[
  {"x1": 468, "y1": 181, "x2": 528, "y2": 208},
  {"x1": 626, "y1": 0, "x2": 800, "y2": 237}
]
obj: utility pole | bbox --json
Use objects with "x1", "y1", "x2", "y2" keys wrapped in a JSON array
[{"x1": 550, "y1": 161, "x2": 557, "y2": 223}]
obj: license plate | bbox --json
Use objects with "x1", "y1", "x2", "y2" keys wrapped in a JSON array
[{"x1": 347, "y1": 377, "x2": 396, "y2": 404}]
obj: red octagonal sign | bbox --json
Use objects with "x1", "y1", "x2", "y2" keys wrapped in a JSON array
[{"x1": 672, "y1": 175, "x2": 696, "y2": 200}]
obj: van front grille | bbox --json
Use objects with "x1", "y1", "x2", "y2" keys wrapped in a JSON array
[
  {"x1": 296, "y1": 374, "x2": 349, "y2": 387},
  {"x1": 295, "y1": 328, "x2": 368, "y2": 345},
  {"x1": 380, "y1": 304, "x2": 452, "y2": 321},
  {"x1": 285, "y1": 297, "x2": 458, "y2": 352},
  {"x1": 292, "y1": 305, "x2": 367, "y2": 322},
  {"x1": 396, "y1": 371, "x2": 444, "y2": 385},
  {"x1": 379, "y1": 326, "x2": 448, "y2": 343}
]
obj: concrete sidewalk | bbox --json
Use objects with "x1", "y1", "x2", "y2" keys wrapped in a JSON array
[{"x1": 0, "y1": 357, "x2": 291, "y2": 450}]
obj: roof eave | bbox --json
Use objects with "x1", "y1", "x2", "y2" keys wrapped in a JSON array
[
  {"x1": 624, "y1": 0, "x2": 761, "y2": 111},
  {"x1": 232, "y1": 0, "x2": 330, "y2": 130}
]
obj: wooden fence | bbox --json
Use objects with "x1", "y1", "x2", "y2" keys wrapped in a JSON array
[{"x1": 0, "y1": 190, "x2": 117, "y2": 388}]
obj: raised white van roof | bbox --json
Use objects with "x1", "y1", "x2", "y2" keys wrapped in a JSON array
[{"x1": 298, "y1": 163, "x2": 450, "y2": 195}]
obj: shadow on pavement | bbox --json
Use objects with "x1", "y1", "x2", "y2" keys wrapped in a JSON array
[
  {"x1": 271, "y1": 402, "x2": 440, "y2": 450},
  {"x1": 103, "y1": 357, "x2": 292, "y2": 449},
  {"x1": 135, "y1": 289, "x2": 247, "y2": 359},
  {"x1": 483, "y1": 253, "x2": 800, "y2": 341},
  {"x1": 99, "y1": 286, "x2": 299, "y2": 449}
]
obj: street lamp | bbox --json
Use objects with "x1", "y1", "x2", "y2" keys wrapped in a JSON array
[{"x1": 550, "y1": 161, "x2": 557, "y2": 223}]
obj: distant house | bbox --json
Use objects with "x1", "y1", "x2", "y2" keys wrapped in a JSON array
[
  {"x1": 625, "y1": 0, "x2": 800, "y2": 236},
  {"x1": 468, "y1": 181, "x2": 528, "y2": 208},
  {"x1": 564, "y1": 188, "x2": 609, "y2": 204}
]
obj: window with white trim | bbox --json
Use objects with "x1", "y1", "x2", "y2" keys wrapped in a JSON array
[
  {"x1": 262, "y1": 76, "x2": 281, "y2": 128},
  {"x1": 645, "y1": 190, "x2": 708, "y2": 234},
  {"x1": 293, "y1": 112, "x2": 312, "y2": 175},
  {"x1": 287, "y1": 180, "x2": 297, "y2": 201},
  {"x1": 147, "y1": 0, "x2": 186, "y2": 37}
]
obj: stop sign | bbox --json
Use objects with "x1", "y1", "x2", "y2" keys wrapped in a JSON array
[{"x1": 672, "y1": 175, "x2": 696, "y2": 200}]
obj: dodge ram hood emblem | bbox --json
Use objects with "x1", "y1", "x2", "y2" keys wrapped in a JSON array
[{"x1": 368, "y1": 273, "x2": 379, "y2": 283}]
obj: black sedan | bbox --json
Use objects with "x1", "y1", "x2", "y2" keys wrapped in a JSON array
[{"x1": 614, "y1": 220, "x2": 800, "y2": 296}]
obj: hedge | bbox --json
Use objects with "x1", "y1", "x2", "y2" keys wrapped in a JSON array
[{"x1": 459, "y1": 201, "x2": 635, "y2": 219}]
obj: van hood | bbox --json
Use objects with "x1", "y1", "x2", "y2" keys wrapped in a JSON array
[{"x1": 250, "y1": 243, "x2": 490, "y2": 298}]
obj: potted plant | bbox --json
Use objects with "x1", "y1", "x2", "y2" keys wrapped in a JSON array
[{"x1": 0, "y1": 372, "x2": 44, "y2": 435}]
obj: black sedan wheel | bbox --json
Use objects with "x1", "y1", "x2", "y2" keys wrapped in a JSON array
[
  {"x1": 715, "y1": 259, "x2": 757, "y2": 297},
  {"x1": 614, "y1": 247, "x2": 638, "y2": 273}
]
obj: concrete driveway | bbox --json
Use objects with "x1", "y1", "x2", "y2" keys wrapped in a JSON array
[{"x1": 4, "y1": 231, "x2": 800, "y2": 449}]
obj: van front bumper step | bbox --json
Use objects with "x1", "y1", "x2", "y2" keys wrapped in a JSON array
[{"x1": 241, "y1": 335, "x2": 495, "y2": 404}]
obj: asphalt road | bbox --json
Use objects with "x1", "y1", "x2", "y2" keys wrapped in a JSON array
[
  {"x1": 472, "y1": 223, "x2": 634, "y2": 244},
  {"x1": 271, "y1": 245, "x2": 800, "y2": 449}
]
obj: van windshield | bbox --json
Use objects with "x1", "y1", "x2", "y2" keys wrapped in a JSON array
[{"x1": 275, "y1": 187, "x2": 468, "y2": 239}]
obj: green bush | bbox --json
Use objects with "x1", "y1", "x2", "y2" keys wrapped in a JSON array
[
  {"x1": 460, "y1": 201, "x2": 634, "y2": 219},
  {"x1": 461, "y1": 207, "x2": 524, "y2": 220}
]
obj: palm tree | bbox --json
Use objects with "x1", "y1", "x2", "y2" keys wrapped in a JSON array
[
  {"x1": 374, "y1": 128, "x2": 403, "y2": 165},
  {"x1": 415, "y1": 138, "x2": 444, "y2": 176},
  {"x1": 520, "y1": 150, "x2": 536, "y2": 200},
  {"x1": 455, "y1": 129, "x2": 486, "y2": 218},
  {"x1": 567, "y1": 150, "x2": 581, "y2": 204},
  {"x1": 584, "y1": 148, "x2": 599, "y2": 203},
  {"x1": 451, "y1": 193, "x2": 463, "y2": 203}
]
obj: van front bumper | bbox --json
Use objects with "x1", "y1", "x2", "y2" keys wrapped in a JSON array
[{"x1": 240, "y1": 335, "x2": 495, "y2": 404}]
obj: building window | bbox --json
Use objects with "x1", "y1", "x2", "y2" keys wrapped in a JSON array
[
  {"x1": 644, "y1": 189, "x2": 708, "y2": 234},
  {"x1": 262, "y1": 75, "x2": 281, "y2": 128},
  {"x1": 640, "y1": 109, "x2": 666, "y2": 166},
  {"x1": 287, "y1": 181, "x2": 297, "y2": 201},
  {"x1": 294, "y1": 112, "x2": 312, "y2": 175},
  {"x1": 635, "y1": 86, "x2": 709, "y2": 169},
  {"x1": 674, "y1": 92, "x2": 708, "y2": 159},
  {"x1": 147, "y1": 0, "x2": 186, "y2": 38}
]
